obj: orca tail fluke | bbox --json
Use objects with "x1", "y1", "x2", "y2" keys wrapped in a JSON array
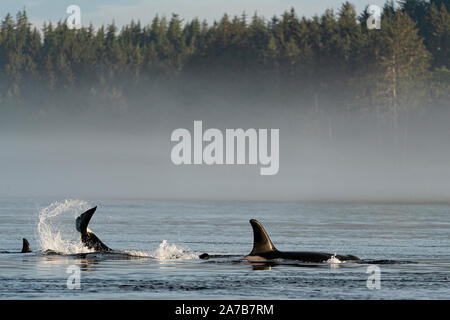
[
  {"x1": 75, "y1": 206, "x2": 111, "y2": 252},
  {"x1": 76, "y1": 206, "x2": 97, "y2": 233},
  {"x1": 21, "y1": 238, "x2": 31, "y2": 253},
  {"x1": 249, "y1": 219, "x2": 278, "y2": 255}
]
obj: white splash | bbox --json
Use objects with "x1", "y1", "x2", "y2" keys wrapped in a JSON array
[
  {"x1": 327, "y1": 253, "x2": 342, "y2": 268},
  {"x1": 36, "y1": 199, "x2": 93, "y2": 254},
  {"x1": 150, "y1": 240, "x2": 198, "y2": 260},
  {"x1": 326, "y1": 253, "x2": 342, "y2": 264}
]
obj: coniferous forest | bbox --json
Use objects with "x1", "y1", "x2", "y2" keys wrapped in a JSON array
[{"x1": 0, "y1": 0, "x2": 449, "y2": 145}]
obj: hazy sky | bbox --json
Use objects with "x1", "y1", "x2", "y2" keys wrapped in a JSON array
[{"x1": 1, "y1": 0, "x2": 389, "y2": 28}]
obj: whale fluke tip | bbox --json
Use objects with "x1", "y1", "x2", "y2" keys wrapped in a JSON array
[{"x1": 76, "y1": 206, "x2": 97, "y2": 233}]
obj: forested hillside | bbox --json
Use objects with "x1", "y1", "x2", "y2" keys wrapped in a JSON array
[{"x1": 0, "y1": 0, "x2": 449, "y2": 141}]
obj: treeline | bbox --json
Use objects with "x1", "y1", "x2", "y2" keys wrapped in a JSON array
[{"x1": 0, "y1": 0, "x2": 449, "y2": 132}]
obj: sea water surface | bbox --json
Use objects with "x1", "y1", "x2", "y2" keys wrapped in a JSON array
[{"x1": 0, "y1": 198, "x2": 449, "y2": 299}]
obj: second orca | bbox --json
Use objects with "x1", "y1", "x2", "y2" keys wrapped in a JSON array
[{"x1": 244, "y1": 219, "x2": 360, "y2": 263}]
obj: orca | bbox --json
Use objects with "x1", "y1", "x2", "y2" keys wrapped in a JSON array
[
  {"x1": 21, "y1": 238, "x2": 31, "y2": 253},
  {"x1": 0, "y1": 238, "x2": 32, "y2": 254},
  {"x1": 76, "y1": 206, "x2": 111, "y2": 252},
  {"x1": 245, "y1": 219, "x2": 360, "y2": 263}
]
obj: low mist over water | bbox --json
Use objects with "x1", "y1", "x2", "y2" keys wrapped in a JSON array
[{"x1": 2, "y1": 94, "x2": 450, "y2": 202}]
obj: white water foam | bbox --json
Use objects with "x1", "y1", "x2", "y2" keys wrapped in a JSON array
[
  {"x1": 124, "y1": 241, "x2": 198, "y2": 260},
  {"x1": 150, "y1": 240, "x2": 198, "y2": 260},
  {"x1": 118, "y1": 242, "x2": 198, "y2": 260},
  {"x1": 326, "y1": 253, "x2": 342, "y2": 264},
  {"x1": 36, "y1": 199, "x2": 93, "y2": 254}
]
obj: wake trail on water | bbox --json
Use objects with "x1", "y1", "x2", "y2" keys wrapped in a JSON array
[{"x1": 36, "y1": 199, "x2": 199, "y2": 260}]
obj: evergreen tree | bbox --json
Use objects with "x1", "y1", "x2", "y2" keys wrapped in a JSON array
[
  {"x1": 427, "y1": 3, "x2": 450, "y2": 68},
  {"x1": 0, "y1": 3, "x2": 447, "y2": 141}
]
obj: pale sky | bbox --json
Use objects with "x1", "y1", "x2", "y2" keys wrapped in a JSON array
[{"x1": 1, "y1": 0, "x2": 390, "y2": 29}]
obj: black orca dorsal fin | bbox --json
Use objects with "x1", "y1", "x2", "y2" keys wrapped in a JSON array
[
  {"x1": 21, "y1": 238, "x2": 31, "y2": 253},
  {"x1": 249, "y1": 219, "x2": 278, "y2": 255},
  {"x1": 76, "y1": 206, "x2": 97, "y2": 233}
]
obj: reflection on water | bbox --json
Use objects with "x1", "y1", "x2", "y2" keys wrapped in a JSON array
[{"x1": 250, "y1": 263, "x2": 272, "y2": 271}]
